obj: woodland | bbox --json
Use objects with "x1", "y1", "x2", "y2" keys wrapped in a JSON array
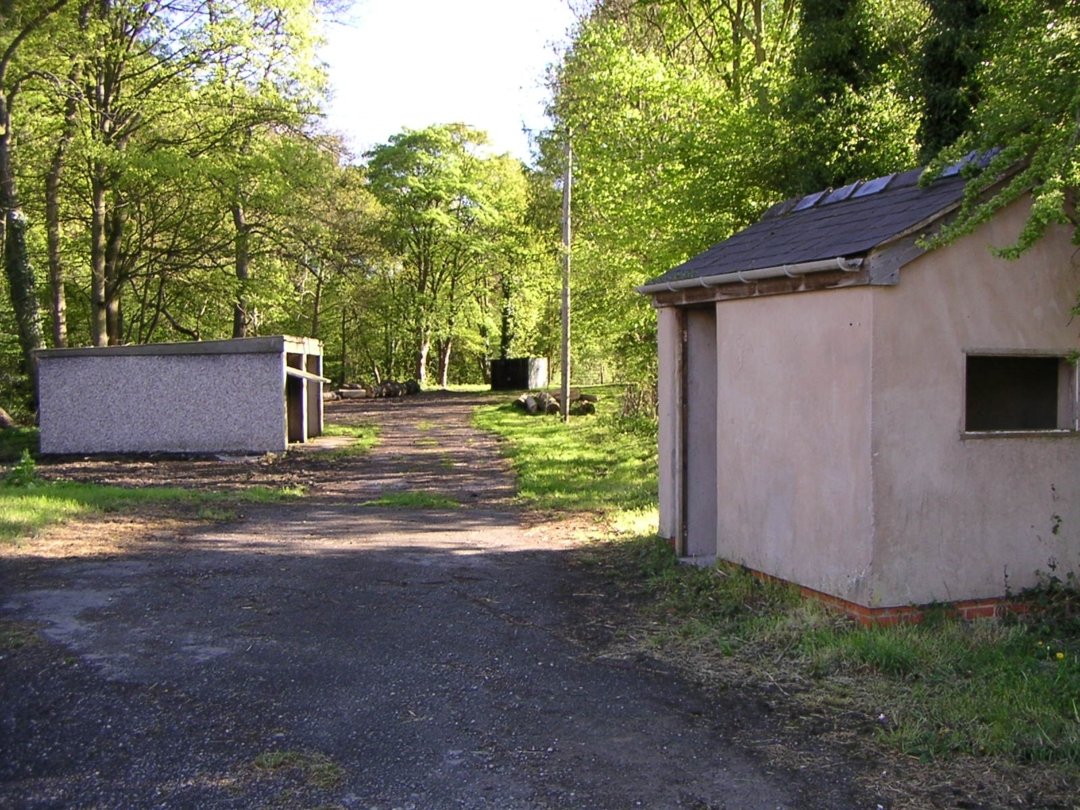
[{"x1": 0, "y1": 0, "x2": 1077, "y2": 413}]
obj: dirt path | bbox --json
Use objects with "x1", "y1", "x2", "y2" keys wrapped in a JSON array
[{"x1": 1, "y1": 393, "x2": 876, "y2": 808}]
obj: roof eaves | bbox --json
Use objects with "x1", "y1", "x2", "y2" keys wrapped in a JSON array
[{"x1": 635, "y1": 255, "x2": 864, "y2": 296}]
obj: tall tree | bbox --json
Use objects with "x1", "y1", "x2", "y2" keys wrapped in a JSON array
[
  {"x1": 917, "y1": 0, "x2": 988, "y2": 161},
  {"x1": 778, "y1": 0, "x2": 925, "y2": 194},
  {"x1": 0, "y1": 0, "x2": 68, "y2": 401},
  {"x1": 365, "y1": 124, "x2": 530, "y2": 387}
]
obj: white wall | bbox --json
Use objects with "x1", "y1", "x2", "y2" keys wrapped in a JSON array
[{"x1": 868, "y1": 201, "x2": 1080, "y2": 605}]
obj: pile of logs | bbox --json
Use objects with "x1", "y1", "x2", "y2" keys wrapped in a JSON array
[
  {"x1": 511, "y1": 390, "x2": 598, "y2": 416},
  {"x1": 331, "y1": 380, "x2": 421, "y2": 400}
]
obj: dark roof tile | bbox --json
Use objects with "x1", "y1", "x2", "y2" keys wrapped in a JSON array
[{"x1": 647, "y1": 170, "x2": 968, "y2": 286}]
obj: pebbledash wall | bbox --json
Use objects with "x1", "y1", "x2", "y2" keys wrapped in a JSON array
[
  {"x1": 36, "y1": 336, "x2": 324, "y2": 455},
  {"x1": 652, "y1": 197, "x2": 1080, "y2": 613}
]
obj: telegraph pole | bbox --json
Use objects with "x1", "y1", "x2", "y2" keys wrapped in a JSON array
[{"x1": 560, "y1": 131, "x2": 572, "y2": 422}]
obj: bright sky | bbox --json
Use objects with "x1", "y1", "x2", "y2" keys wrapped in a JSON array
[{"x1": 319, "y1": 0, "x2": 578, "y2": 164}]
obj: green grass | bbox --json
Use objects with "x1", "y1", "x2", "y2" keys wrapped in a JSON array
[
  {"x1": 361, "y1": 491, "x2": 459, "y2": 509},
  {"x1": 473, "y1": 388, "x2": 657, "y2": 517},
  {"x1": 321, "y1": 422, "x2": 379, "y2": 457},
  {"x1": 587, "y1": 533, "x2": 1080, "y2": 767},
  {"x1": 252, "y1": 750, "x2": 344, "y2": 789},
  {"x1": 0, "y1": 619, "x2": 41, "y2": 651},
  {"x1": 0, "y1": 478, "x2": 303, "y2": 543},
  {"x1": 440, "y1": 383, "x2": 491, "y2": 393}
]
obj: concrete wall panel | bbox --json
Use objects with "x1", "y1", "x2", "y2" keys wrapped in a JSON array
[
  {"x1": 714, "y1": 289, "x2": 876, "y2": 602},
  {"x1": 39, "y1": 352, "x2": 287, "y2": 454}
]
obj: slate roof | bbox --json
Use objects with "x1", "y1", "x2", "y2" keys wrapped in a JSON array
[{"x1": 644, "y1": 162, "x2": 975, "y2": 288}]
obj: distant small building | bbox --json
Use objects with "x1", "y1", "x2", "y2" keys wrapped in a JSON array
[
  {"x1": 638, "y1": 163, "x2": 1080, "y2": 620},
  {"x1": 36, "y1": 336, "x2": 325, "y2": 455},
  {"x1": 490, "y1": 357, "x2": 549, "y2": 391}
]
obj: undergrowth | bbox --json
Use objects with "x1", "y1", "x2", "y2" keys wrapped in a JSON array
[
  {"x1": 0, "y1": 427, "x2": 37, "y2": 462},
  {"x1": 588, "y1": 533, "x2": 1080, "y2": 768}
]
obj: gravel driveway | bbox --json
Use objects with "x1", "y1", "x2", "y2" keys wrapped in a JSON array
[{"x1": 1, "y1": 392, "x2": 875, "y2": 808}]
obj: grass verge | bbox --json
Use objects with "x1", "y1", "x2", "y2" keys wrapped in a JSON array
[
  {"x1": 0, "y1": 474, "x2": 302, "y2": 543},
  {"x1": 473, "y1": 388, "x2": 656, "y2": 518},
  {"x1": 592, "y1": 536, "x2": 1080, "y2": 768}
]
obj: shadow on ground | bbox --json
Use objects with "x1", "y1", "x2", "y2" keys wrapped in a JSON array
[{"x1": 1, "y1": 392, "x2": 875, "y2": 809}]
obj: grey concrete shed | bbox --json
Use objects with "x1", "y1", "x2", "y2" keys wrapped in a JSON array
[{"x1": 36, "y1": 335, "x2": 325, "y2": 455}]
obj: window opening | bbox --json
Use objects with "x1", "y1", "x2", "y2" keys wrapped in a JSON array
[{"x1": 965, "y1": 354, "x2": 1075, "y2": 432}]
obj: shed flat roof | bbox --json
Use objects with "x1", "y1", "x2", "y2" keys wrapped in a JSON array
[
  {"x1": 35, "y1": 335, "x2": 321, "y2": 359},
  {"x1": 642, "y1": 162, "x2": 977, "y2": 290}
]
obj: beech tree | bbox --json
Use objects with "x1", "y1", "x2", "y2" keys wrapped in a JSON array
[{"x1": 365, "y1": 124, "x2": 533, "y2": 387}]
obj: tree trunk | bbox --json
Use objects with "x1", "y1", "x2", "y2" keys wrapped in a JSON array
[
  {"x1": 232, "y1": 202, "x2": 250, "y2": 337},
  {"x1": 338, "y1": 304, "x2": 348, "y2": 386},
  {"x1": 104, "y1": 203, "x2": 125, "y2": 344},
  {"x1": 90, "y1": 171, "x2": 108, "y2": 346},
  {"x1": 3, "y1": 210, "x2": 44, "y2": 402},
  {"x1": 44, "y1": 155, "x2": 68, "y2": 347},
  {"x1": 44, "y1": 55, "x2": 83, "y2": 348},
  {"x1": 414, "y1": 333, "x2": 430, "y2": 386},
  {"x1": 0, "y1": 96, "x2": 43, "y2": 403},
  {"x1": 437, "y1": 337, "x2": 452, "y2": 388},
  {"x1": 499, "y1": 275, "x2": 513, "y2": 360}
]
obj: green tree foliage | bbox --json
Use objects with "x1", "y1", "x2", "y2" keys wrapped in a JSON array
[
  {"x1": 0, "y1": 0, "x2": 68, "y2": 404},
  {"x1": 777, "y1": 0, "x2": 925, "y2": 194},
  {"x1": 0, "y1": 0, "x2": 405, "y2": 407},
  {"x1": 927, "y1": 0, "x2": 1080, "y2": 259},
  {"x1": 6, "y1": 0, "x2": 1073, "y2": 406},
  {"x1": 917, "y1": 0, "x2": 988, "y2": 161},
  {"x1": 541, "y1": 0, "x2": 926, "y2": 380},
  {"x1": 364, "y1": 124, "x2": 541, "y2": 387},
  {"x1": 542, "y1": 9, "x2": 786, "y2": 380}
]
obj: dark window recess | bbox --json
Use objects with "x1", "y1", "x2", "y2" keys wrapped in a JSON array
[{"x1": 966, "y1": 355, "x2": 1060, "y2": 431}]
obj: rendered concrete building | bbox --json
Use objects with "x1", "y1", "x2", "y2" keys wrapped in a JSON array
[
  {"x1": 36, "y1": 336, "x2": 325, "y2": 455},
  {"x1": 638, "y1": 163, "x2": 1080, "y2": 618}
]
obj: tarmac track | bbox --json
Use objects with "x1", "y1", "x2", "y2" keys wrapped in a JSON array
[{"x1": 0, "y1": 392, "x2": 873, "y2": 808}]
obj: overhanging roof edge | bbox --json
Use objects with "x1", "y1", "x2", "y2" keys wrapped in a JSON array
[{"x1": 636, "y1": 256, "x2": 864, "y2": 296}]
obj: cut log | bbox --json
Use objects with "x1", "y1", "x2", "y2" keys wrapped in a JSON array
[{"x1": 0, "y1": 407, "x2": 15, "y2": 429}]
